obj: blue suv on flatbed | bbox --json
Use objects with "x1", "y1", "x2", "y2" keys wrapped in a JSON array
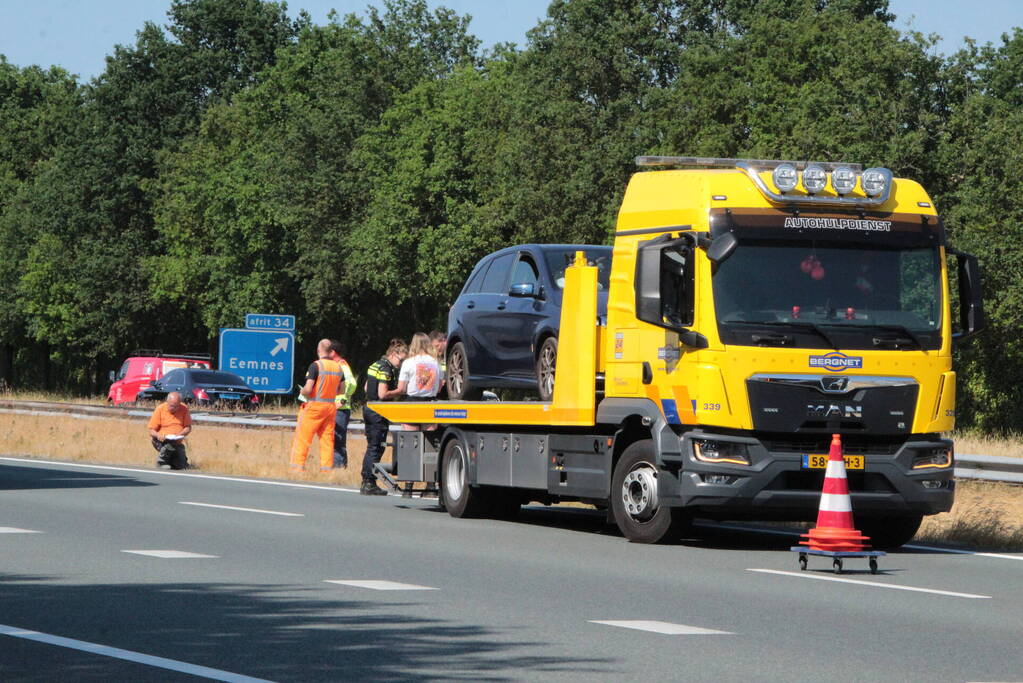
[{"x1": 446, "y1": 244, "x2": 612, "y2": 401}]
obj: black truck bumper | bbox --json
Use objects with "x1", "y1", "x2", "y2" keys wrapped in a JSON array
[{"x1": 662, "y1": 429, "x2": 954, "y2": 521}]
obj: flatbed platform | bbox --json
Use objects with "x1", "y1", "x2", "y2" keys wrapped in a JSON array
[{"x1": 368, "y1": 400, "x2": 597, "y2": 427}]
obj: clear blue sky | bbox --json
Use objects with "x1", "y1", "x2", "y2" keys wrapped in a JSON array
[{"x1": 1, "y1": 0, "x2": 1021, "y2": 82}]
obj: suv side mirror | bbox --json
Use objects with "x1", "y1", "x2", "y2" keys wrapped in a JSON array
[
  {"x1": 951, "y1": 249, "x2": 986, "y2": 343},
  {"x1": 509, "y1": 282, "x2": 537, "y2": 298}
]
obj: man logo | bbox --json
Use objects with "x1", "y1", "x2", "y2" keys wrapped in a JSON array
[
  {"x1": 807, "y1": 404, "x2": 863, "y2": 419},
  {"x1": 819, "y1": 377, "x2": 849, "y2": 393}
]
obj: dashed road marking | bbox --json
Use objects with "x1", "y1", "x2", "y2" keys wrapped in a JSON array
[
  {"x1": 905, "y1": 543, "x2": 1023, "y2": 562},
  {"x1": 0, "y1": 623, "x2": 273, "y2": 682},
  {"x1": 0, "y1": 456, "x2": 360, "y2": 493},
  {"x1": 590, "y1": 620, "x2": 733, "y2": 635},
  {"x1": 748, "y1": 568, "x2": 991, "y2": 599},
  {"x1": 122, "y1": 550, "x2": 219, "y2": 559},
  {"x1": 179, "y1": 502, "x2": 303, "y2": 517},
  {"x1": 324, "y1": 580, "x2": 437, "y2": 591},
  {"x1": 0, "y1": 527, "x2": 41, "y2": 534}
]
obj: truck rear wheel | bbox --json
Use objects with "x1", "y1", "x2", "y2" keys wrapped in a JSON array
[
  {"x1": 611, "y1": 439, "x2": 689, "y2": 543},
  {"x1": 857, "y1": 515, "x2": 923, "y2": 549},
  {"x1": 441, "y1": 437, "x2": 488, "y2": 518},
  {"x1": 447, "y1": 342, "x2": 482, "y2": 400}
]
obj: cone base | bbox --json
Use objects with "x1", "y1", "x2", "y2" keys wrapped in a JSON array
[{"x1": 799, "y1": 526, "x2": 871, "y2": 552}]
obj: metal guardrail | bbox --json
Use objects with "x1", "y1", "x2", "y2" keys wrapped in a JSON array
[
  {"x1": 955, "y1": 454, "x2": 1023, "y2": 484},
  {"x1": 1, "y1": 399, "x2": 1020, "y2": 482}
]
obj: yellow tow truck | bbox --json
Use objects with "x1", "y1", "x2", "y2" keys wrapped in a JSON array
[{"x1": 370, "y1": 156, "x2": 985, "y2": 546}]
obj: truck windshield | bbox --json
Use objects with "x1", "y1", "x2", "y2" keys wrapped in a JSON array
[{"x1": 713, "y1": 240, "x2": 943, "y2": 350}]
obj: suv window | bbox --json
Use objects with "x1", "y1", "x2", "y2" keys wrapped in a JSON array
[
  {"x1": 511, "y1": 255, "x2": 540, "y2": 287},
  {"x1": 480, "y1": 253, "x2": 514, "y2": 293},
  {"x1": 162, "y1": 370, "x2": 185, "y2": 386},
  {"x1": 463, "y1": 261, "x2": 490, "y2": 294}
]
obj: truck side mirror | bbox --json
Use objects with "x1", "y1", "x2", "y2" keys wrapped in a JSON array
[
  {"x1": 635, "y1": 234, "x2": 706, "y2": 348},
  {"x1": 705, "y1": 232, "x2": 738, "y2": 264},
  {"x1": 952, "y1": 250, "x2": 986, "y2": 343},
  {"x1": 108, "y1": 370, "x2": 116, "y2": 383}
]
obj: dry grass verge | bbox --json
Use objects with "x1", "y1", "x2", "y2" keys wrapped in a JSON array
[
  {"x1": 952, "y1": 431, "x2": 1023, "y2": 459},
  {"x1": 2, "y1": 411, "x2": 1022, "y2": 550},
  {"x1": 0, "y1": 413, "x2": 376, "y2": 488},
  {"x1": 917, "y1": 480, "x2": 1023, "y2": 550}
]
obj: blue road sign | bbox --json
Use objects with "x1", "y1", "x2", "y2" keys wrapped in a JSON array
[
  {"x1": 245, "y1": 313, "x2": 295, "y2": 331},
  {"x1": 219, "y1": 328, "x2": 295, "y2": 394}
]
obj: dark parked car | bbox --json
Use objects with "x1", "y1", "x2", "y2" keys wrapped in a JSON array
[
  {"x1": 136, "y1": 368, "x2": 260, "y2": 411},
  {"x1": 446, "y1": 244, "x2": 612, "y2": 401}
]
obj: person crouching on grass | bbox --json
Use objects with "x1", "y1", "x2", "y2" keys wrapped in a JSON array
[{"x1": 148, "y1": 391, "x2": 192, "y2": 470}]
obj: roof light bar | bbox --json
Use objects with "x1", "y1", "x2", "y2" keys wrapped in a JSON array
[
  {"x1": 634, "y1": 156, "x2": 893, "y2": 207},
  {"x1": 636, "y1": 156, "x2": 863, "y2": 172}
]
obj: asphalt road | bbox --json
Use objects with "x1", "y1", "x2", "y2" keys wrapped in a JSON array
[{"x1": 2, "y1": 455, "x2": 1022, "y2": 682}]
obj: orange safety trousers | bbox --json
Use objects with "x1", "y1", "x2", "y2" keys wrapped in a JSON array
[
  {"x1": 289, "y1": 402, "x2": 337, "y2": 469},
  {"x1": 289, "y1": 358, "x2": 343, "y2": 470}
]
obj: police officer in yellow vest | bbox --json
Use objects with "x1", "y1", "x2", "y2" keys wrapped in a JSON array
[{"x1": 290, "y1": 339, "x2": 344, "y2": 471}]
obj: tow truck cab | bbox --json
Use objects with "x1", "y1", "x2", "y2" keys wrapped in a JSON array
[{"x1": 605, "y1": 157, "x2": 984, "y2": 541}]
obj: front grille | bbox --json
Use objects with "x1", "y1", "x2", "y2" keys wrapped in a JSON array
[
  {"x1": 765, "y1": 470, "x2": 897, "y2": 493},
  {"x1": 757, "y1": 432, "x2": 905, "y2": 456}
]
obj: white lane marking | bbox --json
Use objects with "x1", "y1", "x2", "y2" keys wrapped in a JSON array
[
  {"x1": 324, "y1": 580, "x2": 437, "y2": 591},
  {"x1": 0, "y1": 623, "x2": 273, "y2": 682},
  {"x1": 122, "y1": 550, "x2": 219, "y2": 559},
  {"x1": 748, "y1": 568, "x2": 991, "y2": 599},
  {"x1": 701, "y1": 522, "x2": 1023, "y2": 563},
  {"x1": 0, "y1": 456, "x2": 359, "y2": 493},
  {"x1": 590, "y1": 620, "x2": 733, "y2": 635},
  {"x1": 0, "y1": 527, "x2": 41, "y2": 534},
  {"x1": 179, "y1": 502, "x2": 303, "y2": 517},
  {"x1": 905, "y1": 543, "x2": 1023, "y2": 562}
]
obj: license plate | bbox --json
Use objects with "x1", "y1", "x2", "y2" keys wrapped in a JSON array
[
  {"x1": 220, "y1": 393, "x2": 241, "y2": 400},
  {"x1": 801, "y1": 454, "x2": 864, "y2": 470}
]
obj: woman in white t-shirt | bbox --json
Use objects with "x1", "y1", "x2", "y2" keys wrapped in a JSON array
[{"x1": 397, "y1": 333, "x2": 441, "y2": 429}]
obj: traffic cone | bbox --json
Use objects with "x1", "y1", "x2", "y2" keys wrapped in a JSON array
[{"x1": 799, "y1": 433, "x2": 871, "y2": 552}]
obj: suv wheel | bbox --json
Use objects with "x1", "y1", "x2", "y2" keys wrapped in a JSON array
[
  {"x1": 536, "y1": 336, "x2": 558, "y2": 402},
  {"x1": 447, "y1": 342, "x2": 482, "y2": 400}
]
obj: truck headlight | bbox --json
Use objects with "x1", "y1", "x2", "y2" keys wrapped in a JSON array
[
  {"x1": 913, "y1": 447, "x2": 952, "y2": 469},
  {"x1": 693, "y1": 439, "x2": 751, "y2": 465}
]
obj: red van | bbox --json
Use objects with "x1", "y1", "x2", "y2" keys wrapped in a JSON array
[{"x1": 107, "y1": 350, "x2": 212, "y2": 404}]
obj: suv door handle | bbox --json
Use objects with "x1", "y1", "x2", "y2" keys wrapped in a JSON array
[
  {"x1": 466, "y1": 300, "x2": 475, "y2": 309},
  {"x1": 497, "y1": 301, "x2": 507, "y2": 310}
]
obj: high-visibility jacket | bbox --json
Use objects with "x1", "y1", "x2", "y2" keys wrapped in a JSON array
[
  {"x1": 309, "y1": 358, "x2": 343, "y2": 403},
  {"x1": 334, "y1": 359, "x2": 357, "y2": 410}
]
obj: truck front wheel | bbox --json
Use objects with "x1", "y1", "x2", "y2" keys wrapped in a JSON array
[
  {"x1": 441, "y1": 437, "x2": 488, "y2": 518},
  {"x1": 611, "y1": 439, "x2": 689, "y2": 543},
  {"x1": 857, "y1": 515, "x2": 923, "y2": 549}
]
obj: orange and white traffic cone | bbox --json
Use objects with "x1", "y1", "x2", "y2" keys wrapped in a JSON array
[{"x1": 799, "y1": 433, "x2": 871, "y2": 552}]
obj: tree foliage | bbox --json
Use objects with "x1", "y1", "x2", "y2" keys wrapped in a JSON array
[{"x1": 1, "y1": 0, "x2": 1022, "y2": 430}]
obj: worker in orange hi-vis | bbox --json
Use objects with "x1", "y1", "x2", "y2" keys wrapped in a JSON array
[{"x1": 290, "y1": 339, "x2": 345, "y2": 472}]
